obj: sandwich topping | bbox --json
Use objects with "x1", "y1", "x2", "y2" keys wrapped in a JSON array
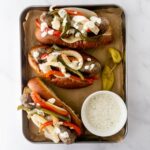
[
  {"x1": 31, "y1": 45, "x2": 101, "y2": 83},
  {"x1": 35, "y1": 7, "x2": 109, "y2": 43},
  {"x1": 18, "y1": 88, "x2": 81, "y2": 144}
]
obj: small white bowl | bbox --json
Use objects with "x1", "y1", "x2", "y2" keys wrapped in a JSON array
[{"x1": 81, "y1": 91, "x2": 127, "y2": 137}]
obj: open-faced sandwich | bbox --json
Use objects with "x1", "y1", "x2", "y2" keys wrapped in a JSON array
[
  {"x1": 18, "y1": 77, "x2": 83, "y2": 144},
  {"x1": 28, "y1": 45, "x2": 101, "y2": 88},
  {"x1": 35, "y1": 7, "x2": 113, "y2": 49}
]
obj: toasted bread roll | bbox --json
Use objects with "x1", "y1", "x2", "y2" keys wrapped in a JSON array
[
  {"x1": 28, "y1": 45, "x2": 101, "y2": 89},
  {"x1": 27, "y1": 77, "x2": 82, "y2": 128},
  {"x1": 35, "y1": 27, "x2": 112, "y2": 49},
  {"x1": 35, "y1": 7, "x2": 113, "y2": 49}
]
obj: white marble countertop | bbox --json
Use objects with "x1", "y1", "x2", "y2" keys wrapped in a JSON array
[{"x1": 0, "y1": 0, "x2": 150, "y2": 150}]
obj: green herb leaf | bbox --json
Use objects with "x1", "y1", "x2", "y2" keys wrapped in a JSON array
[
  {"x1": 102, "y1": 65, "x2": 114, "y2": 90},
  {"x1": 108, "y1": 48, "x2": 122, "y2": 64}
]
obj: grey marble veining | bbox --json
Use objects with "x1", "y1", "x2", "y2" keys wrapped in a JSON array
[{"x1": 0, "y1": 0, "x2": 150, "y2": 150}]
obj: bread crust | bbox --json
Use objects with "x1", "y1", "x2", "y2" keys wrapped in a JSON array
[
  {"x1": 48, "y1": 77, "x2": 92, "y2": 88},
  {"x1": 35, "y1": 26, "x2": 113, "y2": 49}
]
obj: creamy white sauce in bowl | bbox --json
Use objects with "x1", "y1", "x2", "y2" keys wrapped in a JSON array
[{"x1": 81, "y1": 91, "x2": 127, "y2": 137}]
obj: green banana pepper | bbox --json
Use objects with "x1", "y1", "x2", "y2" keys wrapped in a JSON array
[
  {"x1": 17, "y1": 105, "x2": 70, "y2": 121},
  {"x1": 41, "y1": 108, "x2": 71, "y2": 122},
  {"x1": 59, "y1": 57, "x2": 84, "y2": 80}
]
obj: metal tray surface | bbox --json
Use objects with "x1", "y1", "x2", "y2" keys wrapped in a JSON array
[{"x1": 20, "y1": 4, "x2": 127, "y2": 143}]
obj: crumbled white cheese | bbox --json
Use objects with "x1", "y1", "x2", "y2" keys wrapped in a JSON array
[
  {"x1": 90, "y1": 16, "x2": 102, "y2": 25},
  {"x1": 64, "y1": 73, "x2": 71, "y2": 78},
  {"x1": 36, "y1": 103, "x2": 41, "y2": 107},
  {"x1": 58, "y1": 9, "x2": 67, "y2": 18},
  {"x1": 87, "y1": 58, "x2": 92, "y2": 61},
  {"x1": 73, "y1": 22, "x2": 78, "y2": 27},
  {"x1": 54, "y1": 127, "x2": 61, "y2": 134},
  {"x1": 40, "y1": 22, "x2": 48, "y2": 32},
  {"x1": 61, "y1": 67, "x2": 66, "y2": 73},
  {"x1": 41, "y1": 31, "x2": 47, "y2": 37},
  {"x1": 40, "y1": 12, "x2": 46, "y2": 22},
  {"x1": 83, "y1": 21, "x2": 99, "y2": 35},
  {"x1": 83, "y1": 21, "x2": 92, "y2": 30},
  {"x1": 81, "y1": 31, "x2": 87, "y2": 37},
  {"x1": 52, "y1": 52, "x2": 61, "y2": 56},
  {"x1": 51, "y1": 16, "x2": 61, "y2": 30},
  {"x1": 48, "y1": 98, "x2": 56, "y2": 104},
  {"x1": 74, "y1": 24, "x2": 79, "y2": 29},
  {"x1": 81, "y1": 29, "x2": 86, "y2": 34},
  {"x1": 29, "y1": 102, "x2": 35, "y2": 106},
  {"x1": 72, "y1": 16, "x2": 89, "y2": 23},
  {"x1": 75, "y1": 32, "x2": 81, "y2": 38},
  {"x1": 71, "y1": 16, "x2": 89, "y2": 32},
  {"x1": 90, "y1": 64, "x2": 95, "y2": 70},
  {"x1": 84, "y1": 65, "x2": 90, "y2": 70},
  {"x1": 59, "y1": 132, "x2": 69, "y2": 138},
  {"x1": 75, "y1": 24, "x2": 83, "y2": 32},
  {"x1": 32, "y1": 51, "x2": 39, "y2": 58},
  {"x1": 48, "y1": 29, "x2": 54, "y2": 35},
  {"x1": 57, "y1": 121, "x2": 63, "y2": 125},
  {"x1": 39, "y1": 64, "x2": 51, "y2": 73},
  {"x1": 46, "y1": 115, "x2": 52, "y2": 121},
  {"x1": 66, "y1": 29, "x2": 75, "y2": 35}
]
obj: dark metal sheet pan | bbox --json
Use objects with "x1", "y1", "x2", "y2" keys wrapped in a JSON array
[{"x1": 20, "y1": 4, "x2": 127, "y2": 143}]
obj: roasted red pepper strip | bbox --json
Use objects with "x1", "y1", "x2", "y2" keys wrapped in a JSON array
[
  {"x1": 86, "y1": 28, "x2": 91, "y2": 32},
  {"x1": 35, "y1": 19, "x2": 41, "y2": 28},
  {"x1": 31, "y1": 92, "x2": 69, "y2": 116},
  {"x1": 40, "y1": 121, "x2": 81, "y2": 136},
  {"x1": 63, "y1": 121, "x2": 81, "y2": 136},
  {"x1": 85, "y1": 78, "x2": 94, "y2": 84},
  {"x1": 35, "y1": 18, "x2": 61, "y2": 37},
  {"x1": 45, "y1": 70, "x2": 82, "y2": 81},
  {"x1": 65, "y1": 9, "x2": 84, "y2": 16},
  {"x1": 45, "y1": 70, "x2": 96, "y2": 84},
  {"x1": 40, "y1": 53, "x2": 48, "y2": 59},
  {"x1": 53, "y1": 30, "x2": 61, "y2": 37},
  {"x1": 39, "y1": 121, "x2": 53, "y2": 132},
  {"x1": 45, "y1": 70, "x2": 64, "y2": 78},
  {"x1": 70, "y1": 75, "x2": 96, "y2": 84}
]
